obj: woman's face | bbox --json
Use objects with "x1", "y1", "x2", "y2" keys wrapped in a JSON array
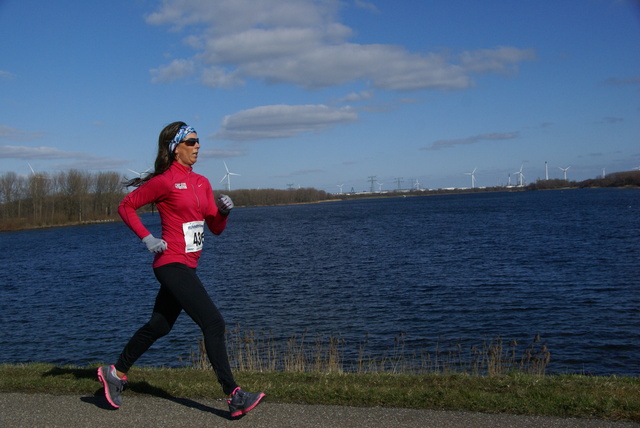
[{"x1": 174, "y1": 132, "x2": 200, "y2": 167}]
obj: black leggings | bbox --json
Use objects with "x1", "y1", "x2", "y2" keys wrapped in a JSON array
[{"x1": 115, "y1": 263, "x2": 238, "y2": 395}]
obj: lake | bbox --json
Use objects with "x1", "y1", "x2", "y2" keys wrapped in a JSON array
[{"x1": 1, "y1": 188, "x2": 638, "y2": 375}]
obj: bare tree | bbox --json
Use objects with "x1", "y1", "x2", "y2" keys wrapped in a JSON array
[
  {"x1": 27, "y1": 171, "x2": 51, "y2": 223},
  {"x1": 60, "y1": 169, "x2": 92, "y2": 221},
  {"x1": 0, "y1": 172, "x2": 20, "y2": 218},
  {"x1": 94, "y1": 171, "x2": 124, "y2": 217},
  {"x1": 1, "y1": 169, "x2": 126, "y2": 230}
]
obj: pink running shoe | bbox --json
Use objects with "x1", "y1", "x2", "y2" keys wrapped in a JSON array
[
  {"x1": 97, "y1": 365, "x2": 127, "y2": 408},
  {"x1": 228, "y1": 387, "x2": 265, "y2": 417}
]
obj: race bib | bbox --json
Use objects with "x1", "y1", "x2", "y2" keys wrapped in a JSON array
[{"x1": 182, "y1": 221, "x2": 204, "y2": 253}]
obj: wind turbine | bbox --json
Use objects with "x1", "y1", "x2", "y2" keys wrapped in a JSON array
[
  {"x1": 127, "y1": 167, "x2": 152, "y2": 178},
  {"x1": 413, "y1": 179, "x2": 421, "y2": 191},
  {"x1": 220, "y1": 161, "x2": 240, "y2": 192},
  {"x1": 464, "y1": 168, "x2": 477, "y2": 188},
  {"x1": 514, "y1": 165, "x2": 524, "y2": 186},
  {"x1": 377, "y1": 182, "x2": 384, "y2": 192},
  {"x1": 559, "y1": 166, "x2": 570, "y2": 180},
  {"x1": 545, "y1": 161, "x2": 549, "y2": 180},
  {"x1": 26, "y1": 162, "x2": 51, "y2": 181},
  {"x1": 336, "y1": 184, "x2": 344, "y2": 194}
]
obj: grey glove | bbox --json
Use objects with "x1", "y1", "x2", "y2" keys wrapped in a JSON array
[
  {"x1": 216, "y1": 194, "x2": 234, "y2": 216},
  {"x1": 142, "y1": 234, "x2": 167, "y2": 253}
]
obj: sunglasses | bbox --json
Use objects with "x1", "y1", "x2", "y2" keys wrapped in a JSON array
[{"x1": 182, "y1": 138, "x2": 199, "y2": 146}]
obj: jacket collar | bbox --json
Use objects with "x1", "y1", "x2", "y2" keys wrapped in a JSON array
[{"x1": 171, "y1": 161, "x2": 193, "y2": 175}]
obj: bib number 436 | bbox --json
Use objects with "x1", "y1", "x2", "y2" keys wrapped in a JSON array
[
  {"x1": 193, "y1": 231, "x2": 204, "y2": 247},
  {"x1": 183, "y1": 221, "x2": 205, "y2": 253}
]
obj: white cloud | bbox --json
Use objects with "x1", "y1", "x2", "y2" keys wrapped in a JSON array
[
  {"x1": 198, "y1": 147, "x2": 247, "y2": 159},
  {"x1": 354, "y1": 0, "x2": 380, "y2": 14},
  {"x1": 458, "y1": 46, "x2": 537, "y2": 74},
  {"x1": 600, "y1": 74, "x2": 640, "y2": 86},
  {"x1": 0, "y1": 70, "x2": 16, "y2": 80},
  {"x1": 198, "y1": 27, "x2": 334, "y2": 64},
  {"x1": 0, "y1": 145, "x2": 72, "y2": 159},
  {"x1": 145, "y1": 0, "x2": 338, "y2": 33},
  {"x1": 0, "y1": 144, "x2": 128, "y2": 170},
  {"x1": 0, "y1": 126, "x2": 46, "y2": 141},
  {"x1": 235, "y1": 44, "x2": 472, "y2": 90},
  {"x1": 0, "y1": 127, "x2": 131, "y2": 169},
  {"x1": 600, "y1": 117, "x2": 624, "y2": 124},
  {"x1": 423, "y1": 132, "x2": 520, "y2": 151},
  {"x1": 336, "y1": 90, "x2": 375, "y2": 103},
  {"x1": 200, "y1": 66, "x2": 243, "y2": 88},
  {"x1": 0, "y1": 127, "x2": 128, "y2": 170},
  {"x1": 213, "y1": 104, "x2": 358, "y2": 141},
  {"x1": 365, "y1": 48, "x2": 470, "y2": 91},
  {"x1": 150, "y1": 59, "x2": 196, "y2": 83},
  {"x1": 147, "y1": 0, "x2": 536, "y2": 91}
]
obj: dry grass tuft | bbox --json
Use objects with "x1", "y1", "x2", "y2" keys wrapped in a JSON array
[{"x1": 191, "y1": 326, "x2": 551, "y2": 376}]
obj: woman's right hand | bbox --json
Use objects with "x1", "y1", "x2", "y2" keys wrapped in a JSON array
[{"x1": 142, "y1": 234, "x2": 167, "y2": 253}]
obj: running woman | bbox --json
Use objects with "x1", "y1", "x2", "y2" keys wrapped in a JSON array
[{"x1": 97, "y1": 121, "x2": 264, "y2": 418}]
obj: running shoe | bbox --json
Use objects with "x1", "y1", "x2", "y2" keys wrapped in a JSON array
[
  {"x1": 228, "y1": 387, "x2": 265, "y2": 417},
  {"x1": 97, "y1": 365, "x2": 128, "y2": 408}
]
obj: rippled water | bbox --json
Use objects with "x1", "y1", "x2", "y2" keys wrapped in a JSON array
[{"x1": 1, "y1": 188, "x2": 638, "y2": 375}]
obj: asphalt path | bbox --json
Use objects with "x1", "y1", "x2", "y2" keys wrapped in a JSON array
[{"x1": 0, "y1": 393, "x2": 637, "y2": 427}]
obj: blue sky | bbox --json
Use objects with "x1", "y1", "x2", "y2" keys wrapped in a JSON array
[{"x1": 1, "y1": 0, "x2": 638, "y2": 192}]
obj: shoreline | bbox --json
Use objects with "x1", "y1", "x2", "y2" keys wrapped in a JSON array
[{"x1": 2, "y1": 186, "x2": 638, "y2": 233}]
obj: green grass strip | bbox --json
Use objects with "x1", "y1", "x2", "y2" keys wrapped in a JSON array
[{"x1": 1, "y1": 363, "x2": 638, "y2": 422}]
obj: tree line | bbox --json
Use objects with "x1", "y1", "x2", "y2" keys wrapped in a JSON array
[
  {"x1": 0, "y1": 169, "x2": 334, "y2": 231},
  {"x1": 2, "y1": 168, "x2": 637, "y2": 232},
  {"x1": 218, "y1": 187, "x2": 332, "y2": 207},
  {"x1": 525, "y1": 170, "x2": 640, "y2": 191},
  {"x1": 0, "y1": 170, "x2": 125, "y2": 231}
]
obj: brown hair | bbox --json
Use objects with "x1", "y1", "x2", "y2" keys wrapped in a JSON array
[{"x1": 124, "y1": 121, "x2": 186, "y2": 187}]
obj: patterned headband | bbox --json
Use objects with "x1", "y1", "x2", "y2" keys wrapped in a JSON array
[{"x1": 169, "y1": 125, "x2": 196, "y2": 154}]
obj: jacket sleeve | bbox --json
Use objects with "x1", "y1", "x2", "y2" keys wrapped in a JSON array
[
  {"x1": 118, "y1": 177, "x2": 167, "y2": 240},
  {"x1": 204, "y1": 180, "x2": 228, "y2": 235}
]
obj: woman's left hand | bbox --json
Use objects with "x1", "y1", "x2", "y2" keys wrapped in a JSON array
[{"x1": 216, "y1": 194, "x2": 234, "y2": 216}]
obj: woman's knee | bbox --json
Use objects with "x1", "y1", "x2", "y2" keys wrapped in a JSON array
[
  {"x1": 202, "y1": 316, "x2": 226, "y2": 338},
  {"x1": 146, "y1": 312, "x2": 173, "y2": 338}
]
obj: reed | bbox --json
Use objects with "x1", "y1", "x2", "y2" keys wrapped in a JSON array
[{"x1": 191, "y1": 325, "x2": 551, "y2": 376}]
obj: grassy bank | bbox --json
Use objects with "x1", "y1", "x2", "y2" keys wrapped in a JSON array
[{"x1": 1, "y1": 363, "x2": 638, "y2": 422}]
